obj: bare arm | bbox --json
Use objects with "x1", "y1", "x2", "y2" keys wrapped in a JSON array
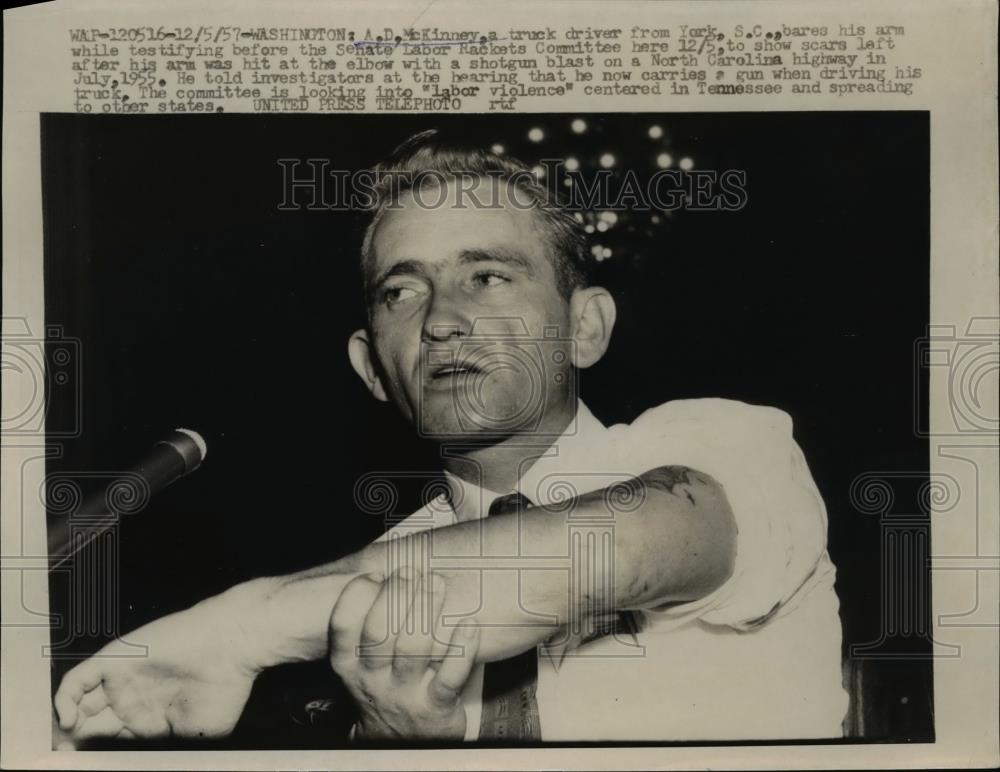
[
  {"x1": 254, "y1": 466, "x2": 736, "y2": 665},
  {"x1": 53, "y1": 465, "x2": 736, "y2": 740}
]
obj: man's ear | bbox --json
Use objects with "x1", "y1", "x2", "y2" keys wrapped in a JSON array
[
  {"x1": 568, "y1": 286, "x2": 617, "y2": 369},
  {"x1": 347, "y1": 328, "x2": 389, "y2": 402}
]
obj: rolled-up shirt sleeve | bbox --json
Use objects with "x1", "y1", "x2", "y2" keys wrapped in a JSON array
[{"x1": 623, "y1": 398, "x2": 829, "y2": 630}]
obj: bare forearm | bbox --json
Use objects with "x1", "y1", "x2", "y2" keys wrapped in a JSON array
[{"x1": 252, "y1": 466, "x2": 735, "y2": 665}]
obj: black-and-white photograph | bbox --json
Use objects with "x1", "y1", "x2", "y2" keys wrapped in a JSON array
[{"x1": 38, "y1": 111, "x2": 933, "y2": 749}]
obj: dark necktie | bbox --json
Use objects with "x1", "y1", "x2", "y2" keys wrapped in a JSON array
[{"x1": 479, "y1": 492, "x2": 541, "y2": 742}]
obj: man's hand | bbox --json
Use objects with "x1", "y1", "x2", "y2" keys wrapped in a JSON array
[
  {"x1": 330, "y1": 568, "x2": 480, "y2": 740},
  {"x1": 53, "y1": 580, "x2": 277, "y2": 741}
]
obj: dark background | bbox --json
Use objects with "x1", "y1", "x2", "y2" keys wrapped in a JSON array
[{"x1": 42, "y1": 112, "x2": 931, "y2": 746}]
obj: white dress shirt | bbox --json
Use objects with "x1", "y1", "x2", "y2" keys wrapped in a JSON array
[{"x1": 376, "y1": 399, "x2": 849, "y2": 741}]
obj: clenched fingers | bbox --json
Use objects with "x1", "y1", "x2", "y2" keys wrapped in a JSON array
[
  {"x1": 428, "y1": 620, "x2": 480, "y2": 707},
  {"x1": 54, "y1": 658, "x2": 103, "y2": 730},
  {"x1": 72, "y1": 704, "x2": 124, "y2": 741},
  {"x1": 392, "y1": 572, "x2": 447, "y2": 683},
  {"x1": 361, "y1": 567, "x2": 417, "y2": 669},
  {"x1": 329, "y1": 574, "x2": 383, "y2": 674}
]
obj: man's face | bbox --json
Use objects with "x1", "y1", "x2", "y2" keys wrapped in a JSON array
[{"x1": 361, "y1": 178, "x2": 577, "y2": 441}]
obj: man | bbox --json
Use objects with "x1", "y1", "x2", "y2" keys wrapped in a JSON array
[{"x1": 54, "y1": 129, "x2": 848, "y2": 743}]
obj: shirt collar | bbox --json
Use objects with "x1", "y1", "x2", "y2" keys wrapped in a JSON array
[{"x1": 443, "y1": 400, "x2": 608, "y2": 522}]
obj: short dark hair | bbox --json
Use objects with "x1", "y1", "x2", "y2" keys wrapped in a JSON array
[{"x1": 359, "y1": 128, "x2": 591, "y2": 304}]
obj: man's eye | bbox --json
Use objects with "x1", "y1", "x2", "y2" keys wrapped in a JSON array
[
  {"x1": 383, "y1": 286, "x2": 420, "y2": 305},
  {"x1": 473, "y1": 271, "x2": 510, "y2": 288}
]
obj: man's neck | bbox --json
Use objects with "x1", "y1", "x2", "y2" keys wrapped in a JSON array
[{"x1": 441, "y1": 400, "x2": 578, "y2": 494}]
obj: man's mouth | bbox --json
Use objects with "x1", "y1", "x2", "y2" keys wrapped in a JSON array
[{"x1": 431, "y1": 363, "x2": 483, "y2": 380}]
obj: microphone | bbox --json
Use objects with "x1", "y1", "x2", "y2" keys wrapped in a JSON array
[{"x1": 47, "y1": 428, "x2": 207, "y2": 569}]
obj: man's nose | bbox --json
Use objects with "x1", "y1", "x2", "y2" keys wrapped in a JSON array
[{"x1": 421, "y1": 289, "x2": 471, "y2": 341}]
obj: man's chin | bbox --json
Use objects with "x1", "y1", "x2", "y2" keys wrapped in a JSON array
[
  {"x1": 409, "y1": 382, "x2": 570, "y2": 443},
  {"x1": 416, "y1": 417, "x2": 518, "y2": 445},
  {"x1": 416, "y1": 404, "x2": 539, "y2": 444}
]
